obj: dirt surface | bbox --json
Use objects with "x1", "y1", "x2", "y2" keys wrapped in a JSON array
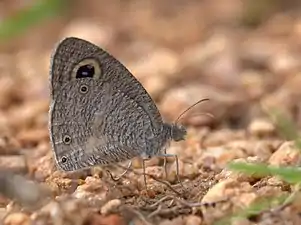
[{"x1": 1, "y1": 0, "x2": 301, "y2": 224}]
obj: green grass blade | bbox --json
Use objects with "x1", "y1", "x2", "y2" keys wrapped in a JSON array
[
  {"x1": 229, "y1": 162, "x2": 301, "y2": 184},
  {"x1": 0, "y1": 0, "x2": 67, "y2": 40}
]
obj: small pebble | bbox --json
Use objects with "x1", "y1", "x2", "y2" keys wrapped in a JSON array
[
  {"x1": 269, "y1": 141, "x2": 301, "y2": 166},
  {"x1": 101, "y1": 199, "x2": 122, "y2": 215},
  {"x1": 4, "y1": 212, "x2": 31, "y2": 225},
  {"x1": 248, "y1": 118, "x2": 275, "y2": 137}
]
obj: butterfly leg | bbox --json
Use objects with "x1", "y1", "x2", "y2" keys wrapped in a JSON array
[
  {"x1": 161, "y1": 148, "x2": 168, "y2": 180},
  {"x1": 142, "y1": 158, "x2": 148, "y2": 189},
  {"x1": 107, "y1": 161, "x2": 132, "y2": 181},
  {"x1": 163, "y1": 156, "x2": 168, "y2": 179},
  {"x1": 157, "y1": 153, "x2": 185, "y2": 189}
]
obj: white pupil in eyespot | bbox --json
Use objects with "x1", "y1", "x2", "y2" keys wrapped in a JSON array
[{"x1": 76, "y1": 64, "x2": 95, "y2": 78}]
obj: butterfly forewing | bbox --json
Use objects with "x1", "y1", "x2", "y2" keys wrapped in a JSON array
[{"x1": 49, "y1": 37, "x2": 167, "y2": 171}]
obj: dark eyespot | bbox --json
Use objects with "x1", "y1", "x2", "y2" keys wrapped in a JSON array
[
  {"x1": 76, "y1": 64, "x2": 95, "y2": 78},
  {"x1": 80, "y1": 84, "x2": 88, "y2": 94},
  {"x1": 63, "y1": 135, "x2": 71, "y2": 144},
  {"x1": 61, "y1": 156, "x2": 67, "y2": 163},
  {"x1": 71, "y1": 58, "x2": 101, "y2": 80}
]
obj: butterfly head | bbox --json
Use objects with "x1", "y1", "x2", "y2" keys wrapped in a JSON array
[{"x1": 169, "y1": 123, "x2": 187, "y2": 142}]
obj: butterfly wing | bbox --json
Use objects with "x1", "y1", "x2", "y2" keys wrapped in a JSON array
[{"x1": 49, "y1": 37, "x2": 165, "y2": 171}]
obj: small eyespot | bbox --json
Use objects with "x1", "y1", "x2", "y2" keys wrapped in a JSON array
[
  {"x1": 61, "y1": 156, "x2": 67, "y2": 163},
  {"x1": 79, "y1": 84, "x2": 88, "y2": 94},
  {"x1": 63, "y1": 135, "x2": 71, "y2": 144}
]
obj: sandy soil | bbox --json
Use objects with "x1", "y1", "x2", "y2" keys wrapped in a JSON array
[{"x1": 1, "y1": 0, "x2": 301, "y2": 224}]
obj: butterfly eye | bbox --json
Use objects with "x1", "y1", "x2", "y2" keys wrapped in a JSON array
[{"x1": 72, "y1": 58, "x2": 102, "y2": 80}]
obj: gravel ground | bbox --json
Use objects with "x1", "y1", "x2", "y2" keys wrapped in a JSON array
[{"x1": 1, "y1": 1, "x2": 301, "y2": 224}]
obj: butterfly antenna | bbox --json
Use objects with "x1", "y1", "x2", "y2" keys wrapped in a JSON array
[
  {"x1": 189, "y1": 112, "x2": 215, "y2": 120},
  {"x1": 175, "y1": 98, "x2": 210, "y2": 125}
]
